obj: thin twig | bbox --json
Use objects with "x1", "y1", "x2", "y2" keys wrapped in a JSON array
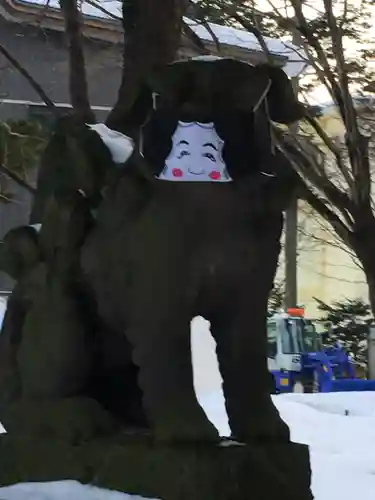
[
  {"x1": 0, "y1": 163, "x2": 36, "y2": 194},
  {"x1": 188, "y1": 0, "x2": 221, "y2": 53},
  {"x1": 275, "y1": 128, "x2": 355, "y2": 226},
  {"x1": 303, "y1": 112, "x2": 354, "y2": 189},
  {"x1": 232, "y1": 11, "x2": 271, "y2": 59},
  {"x1": 0, "y1": 44, "x2": 56, "y2": 112},
  {"x1": 182, "y1": 20, "x2": 210, "y2": 54},
  {"x1": 297, "y1": 181, "x2": 352, "y2": 248}
]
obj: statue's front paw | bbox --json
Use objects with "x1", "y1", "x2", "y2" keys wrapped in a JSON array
[{"x1": 2, "y1": 397, "x2": 117, "y2": 443}]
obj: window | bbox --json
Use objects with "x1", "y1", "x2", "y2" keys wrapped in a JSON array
[
  {"x1": 267, "y1": 322, "x2": 277, "y2": 358},
  {"x1": 300, "y1": 320, "x2": 321, "y2": 353},
  {"x1": 281, "y1": 319, "x2": 298, "y2": 354}
]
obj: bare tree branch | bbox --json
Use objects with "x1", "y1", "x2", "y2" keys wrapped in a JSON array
[
  {"x1": 298, "y1": 215, "x2": 361, "y2": 267},
  {"x1": 188, "y1": 0, "x2": 222, "y2": 53},
  {"x1": 60, "y1": 0, "x2": 95, "y2": 122},
  {"x1": 182, "y1": 20, "x2": 210, "y2": 54},
  {"x1": 0, "y1": 163, "x2": 36, "y2": 195},
  {"x1": 231, "y1": 11, "x2": 271, "y2": 58},
  {"x1": 0, "y1": 44, "x2": 56, "y2": 111},
  {"x1": 274, "y1": 127, "x2": 355, "y2": 227},
  {"x1": 303, "y1": 112, "x2": 354, "y2": 190},
  {"x1": 322, "y1": 0, "x2": 371, "y2": 207},
  {"x1": 297, "y1": 181, "x2": 352, "y2": 248},
  {"x1": 289, "y1": 0, "x2": 340, "y2": 100}
]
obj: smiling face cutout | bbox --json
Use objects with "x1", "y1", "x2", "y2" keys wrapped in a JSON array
[{"x1": 157, "y1": 121, "x2": 232, "y2": 183}]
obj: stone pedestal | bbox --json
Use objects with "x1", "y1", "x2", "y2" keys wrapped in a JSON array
[{"x1": 0, "y1": 432, "x2": 313, "y2": 500}]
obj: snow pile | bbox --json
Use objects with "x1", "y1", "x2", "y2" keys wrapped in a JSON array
[
  {"x1": 198, "y1": 391, "x2": 375, "y2": 500},
  {"x1": 0, "y1": 481, "x2": 151, "y2": 500},
  {"x1": 87, "y1": 123, "x2": 134, "y2": 164}
]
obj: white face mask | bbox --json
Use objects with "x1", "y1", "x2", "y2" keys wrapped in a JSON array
[{"x1": 157, "y1": 121, "x2": 232, "y2": 183}]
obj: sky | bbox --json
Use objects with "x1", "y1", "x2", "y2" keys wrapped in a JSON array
[{"x1": 254, "y1": 1, "x2": 375, "y2": 104}]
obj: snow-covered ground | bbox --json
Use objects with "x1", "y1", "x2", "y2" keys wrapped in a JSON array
[{"x1": 1, "y1": 317, "x2": 375, "y2": 499}]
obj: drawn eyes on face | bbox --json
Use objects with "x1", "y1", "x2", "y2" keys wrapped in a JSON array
[
  {"x1": 177, "y1": 150, "x2": 190, "y2": 159},
  {"x1": 202, "y1": 152, "x2": 216, "y2": 162}
]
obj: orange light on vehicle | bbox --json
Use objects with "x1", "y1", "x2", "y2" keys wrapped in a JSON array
[{"x1": 287, "y1": 307, "x2": 305, "y2": 317}]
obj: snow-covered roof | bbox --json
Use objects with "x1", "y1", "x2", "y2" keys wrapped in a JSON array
[
  {"x1": 16, "y1": 0, "x2": 308, "y2": 78},
  {"x1": 184, "y1": 18, "x2": 307, "y2": 78}
]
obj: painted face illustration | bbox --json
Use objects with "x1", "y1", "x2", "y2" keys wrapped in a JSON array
[{"x1": 157, "y1": 121, "x2": 232, "y2": 182}]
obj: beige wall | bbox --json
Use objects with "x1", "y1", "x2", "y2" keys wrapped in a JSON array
[
  {"x1": 277, "y1": 106, "x2": 370, "y2": 317},
  {"x1": 277, "y1": 205, "x2": 368, "y2": 317}
]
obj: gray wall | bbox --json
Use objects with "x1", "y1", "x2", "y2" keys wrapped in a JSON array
[
  {"x1": 0, "y1": 18, "x2": 122, "y2": 289},
  {"x1": 0, "y1": 17, "x2": 123, "y2": 109}
]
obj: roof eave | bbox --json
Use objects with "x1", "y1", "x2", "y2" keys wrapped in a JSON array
[{"x1": 1, "y1": 0, "x2": 289, "y2": 67}]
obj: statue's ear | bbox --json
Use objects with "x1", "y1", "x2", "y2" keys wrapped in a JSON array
[
  {"x1": 210, "y1": 59, "x2": 303, "y2": 123},
  {"x1": 259, "y1": 64, "x2": 304, "y2": 124},
  {"x1": 119, "y1": 83, "x2": 155, "y2": 130},
  {"x1": 129, "y1": 83, "x2": 155, "y2": 126},
  {"x1": 106, "y1": 84, "x2": 154, "y2": 136},
  {"x1": 147, "y1": 62, "x2": 194, "y2": 109}
]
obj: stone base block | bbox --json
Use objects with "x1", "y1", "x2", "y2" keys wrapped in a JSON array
[{"x1": 0, "y1": 433, "x2": 314, "y2": 500}]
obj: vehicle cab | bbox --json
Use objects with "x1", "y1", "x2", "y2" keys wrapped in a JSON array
[{"x1": 267, "y1": 307, "x2": 322, "y2": 392}]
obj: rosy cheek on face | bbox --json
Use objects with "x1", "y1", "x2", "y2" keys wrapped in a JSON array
[
  {"x1": 209, "y1": 171, "x2": 221, "y2": 180},
  {"x1": 172, "y1": 168, "x2": 183, "y2": 178}
]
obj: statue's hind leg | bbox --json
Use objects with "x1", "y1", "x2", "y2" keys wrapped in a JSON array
[{"x1": 4, "y1": 279, "x2": 116, "y2": 443}]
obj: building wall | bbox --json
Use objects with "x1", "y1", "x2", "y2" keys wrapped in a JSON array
[
  {"x1": 277, "y1": 194, "x2": 369, "y2": 317},
  {"x1": 0, "y1": 17, "x2": 123, "y2": 110},
  {"x1": 296, "y1": 204, "x2": 367, "y2": 317}
]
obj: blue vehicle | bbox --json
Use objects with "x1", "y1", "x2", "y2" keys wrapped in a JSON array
[{"x1": 267, "y1": 308, "x2": 375, "y2": 393}]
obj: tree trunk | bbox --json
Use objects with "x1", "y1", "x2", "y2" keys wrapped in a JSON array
[
  {"x1": 60, "y1": 0, "x2": 95, "y2": 123},
  {"x1": 357, "y1": 252, "x2": 375, "y2": 319},
  {"x1": 350, "y1": 216, "x2": 375, "y2": 317},
  {"x1": 106, "y1": 0, "x2": 184, "y2": 133}
]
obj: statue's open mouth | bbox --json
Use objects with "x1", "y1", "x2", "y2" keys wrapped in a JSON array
[{"x1": 188, "y1": 169, "x2": 205, "y2": 175}]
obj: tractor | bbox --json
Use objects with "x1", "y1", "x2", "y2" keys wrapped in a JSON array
[{"x1": 267, "y1": 307, "x2": 375, "y2": 393}]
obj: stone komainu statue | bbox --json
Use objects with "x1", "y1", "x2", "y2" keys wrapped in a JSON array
[{"x1": 0, "y1": 58, "x2": 303, "y2": 444}]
